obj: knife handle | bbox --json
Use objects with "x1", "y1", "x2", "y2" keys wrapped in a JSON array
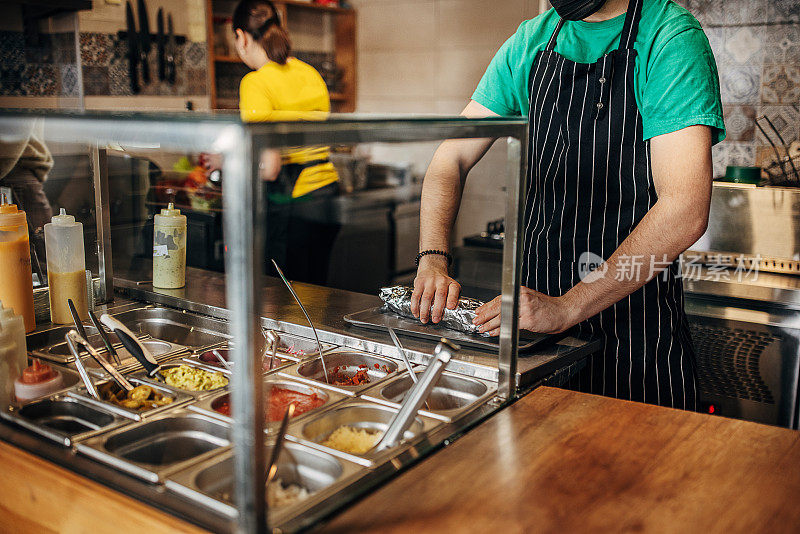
[{"x1": 140, "y1": 50, "x2": 150, "y2": 84}]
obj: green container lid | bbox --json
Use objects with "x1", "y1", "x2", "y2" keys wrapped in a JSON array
[{"x1": 721, "y1": 165, "x2": 762, "y2": 184}]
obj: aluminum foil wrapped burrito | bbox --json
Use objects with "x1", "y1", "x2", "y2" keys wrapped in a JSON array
[{"x1": 379, "y1": 286, "x2": 489, "y2": 337}]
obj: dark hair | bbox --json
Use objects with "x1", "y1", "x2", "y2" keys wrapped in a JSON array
[{"x1": 232, "y1": 0, "x2": 292, "y2": 65}]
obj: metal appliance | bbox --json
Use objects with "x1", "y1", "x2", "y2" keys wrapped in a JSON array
[{"x1": 684, "y1": 182, "x2": 800, "y2": 428}]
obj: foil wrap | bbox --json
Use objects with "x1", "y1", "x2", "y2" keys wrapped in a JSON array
[{"x1": 379, "y1": 286, "x2": 488, "y2": 337}]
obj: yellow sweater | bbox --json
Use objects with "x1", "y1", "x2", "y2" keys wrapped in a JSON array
[{"x1": 239, "y1": 58, "x2": 338, "y2": 198}]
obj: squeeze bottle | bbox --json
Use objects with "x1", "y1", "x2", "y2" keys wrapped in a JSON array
[
  {"x1": 153, "y1": 203, "x2": 187, "y2": 289},
  {"x1": 45, "y1": 208, "x2": 88, "y2": 324},
  {"x1": 0, "y1": 202, "x2": 35, "y2": 332}
]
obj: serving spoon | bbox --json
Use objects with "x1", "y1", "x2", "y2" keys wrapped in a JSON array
[{"x1": 271, "y1": 259, "x2": 329, "y2": 384}]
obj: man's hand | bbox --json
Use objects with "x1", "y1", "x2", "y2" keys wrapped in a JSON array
[
  {"x1": 411, "y1": 255, "x2": 461, "y2": 324},
  {"x1": 473, "y1": 287, "x2": 578, "y2": 337}
]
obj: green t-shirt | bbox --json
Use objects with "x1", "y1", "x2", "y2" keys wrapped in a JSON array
[{"x1": 473, "y1": 0, "x2": 726, "y2": 144}]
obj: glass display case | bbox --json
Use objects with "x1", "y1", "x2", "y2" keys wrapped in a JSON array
[{"x1": 0, "y1": 110, "x2": 597, "y2": 532}]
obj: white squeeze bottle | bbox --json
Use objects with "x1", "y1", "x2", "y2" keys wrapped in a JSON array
[
  {"x1": 0, "y1": 300, "x2": 28, "y2": 406},
  {"x1": 153, "y1": 203, "x2": 187, "y2": 289},
  {"x1": 44, "y1": 208, "x2": 88, "y2": 324}
]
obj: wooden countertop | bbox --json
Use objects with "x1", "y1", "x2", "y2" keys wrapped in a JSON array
[
  {"x1": 321, "y1": 387, "x2": 800, "y2": 533},
  {"x1": 0, "y1": 442, "x2": 207, "y2": 533}
]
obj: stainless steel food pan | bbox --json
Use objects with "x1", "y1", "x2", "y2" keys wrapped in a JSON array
[
  {"x1": 188, "y1": 378, "x2": 347, "y2": 431},
  {"x1": 165, "y1": 441, "x2": 362, "y2": 521},
  {"x1": 76, "y1": 410, "x2": 231, "y2": 483},
  {"x1": 129, "y1": 361, "x2": 229, "y2": 399},
  {"x1": 0, "y1": 394, "x2": 130, "y2": 446},
  {"x1": 181, "y1": 346, "x2": 295, "y2": 376},
  {"x1": 287, "y1": 400, "x2": 441, "y2": 467},
  {"x1": 359, "y1": 370, "x2": 497, "y2": 422},
  {"x1": 109, "y1": 307, "x2": 229, "y2": 351},
  {"x1": 279, "y1": 351, "x2": 401, "y2": 396},
  {"x1": 68, "y1": 377, "x2": 192, "y2": 420}
]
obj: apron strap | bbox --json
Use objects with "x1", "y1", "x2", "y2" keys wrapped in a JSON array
[
  {"x1": 545, "y1": 18, "x2": 565, "y2": 51},
  {"x1": 619, "y1": 0, "x2": 644, "y2": 50}
]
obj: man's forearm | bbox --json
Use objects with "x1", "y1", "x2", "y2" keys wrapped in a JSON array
[
  {"x1": 418, "y1": 143, "x2": 467, "y2": 253},
  {"x1": 562, "y1": 197, "x2": 707, "y2": 324}
]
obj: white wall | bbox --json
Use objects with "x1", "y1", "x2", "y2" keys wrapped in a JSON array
[{"x1": 350, "y1": 0, "x2": 544, "y2": 243}]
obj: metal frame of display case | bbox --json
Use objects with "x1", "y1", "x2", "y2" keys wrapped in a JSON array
[{"x1": 0, "y1": 111, "x2": 528, "y2": 533}]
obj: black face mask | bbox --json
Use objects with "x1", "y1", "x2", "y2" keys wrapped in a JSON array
[{"x1": 549, "y1": 0, "x2": 607, "y2": 20}]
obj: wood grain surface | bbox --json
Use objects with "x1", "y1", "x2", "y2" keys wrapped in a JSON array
[
  {"x1": 0, "y1": 442, "x2": 208, "y2": 534},
  {"x1": 321, "y1": 387, "x2": 800, "y2": 534}
]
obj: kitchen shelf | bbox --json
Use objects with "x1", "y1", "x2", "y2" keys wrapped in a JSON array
[{"x1": 206, "y1": 0, "x2": 357, "y2": 112}]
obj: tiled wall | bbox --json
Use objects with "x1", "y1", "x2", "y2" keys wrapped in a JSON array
[
  {"x1": 0, "y1": 31, "x2": 80, "y2": 98},
  {"x1": 0, "y1": 0, "x2": 209, "y2": 103},
  {"x1": 677, "y1": 0, "x2": 800, "y2": 179},
  {"x1": 351, "y1": 0, "x2": 544, "y2": 244}
]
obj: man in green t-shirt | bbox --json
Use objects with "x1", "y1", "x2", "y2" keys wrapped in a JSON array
[{"x1": 410, "y1": 0, "x2": 725, "y2": 410}]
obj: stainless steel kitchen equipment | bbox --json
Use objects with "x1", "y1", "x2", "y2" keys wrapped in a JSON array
[
  {"x1": 0, "y1": 111, "x2": 559, "y2": 532},
  {"x1": 684, "y1": 181, "x2": 800, "y2": 428}
]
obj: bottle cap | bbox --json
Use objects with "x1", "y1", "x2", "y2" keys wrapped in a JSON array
[
  {"x1": 50, "y1": 207, "x2": 76, "y2": 226},
  {"x1": 0, "y1": 202, "x2": 27, "y2": 229},
  {"x1": 160, "y1": 202, "x2": 182, "y2": 217}
]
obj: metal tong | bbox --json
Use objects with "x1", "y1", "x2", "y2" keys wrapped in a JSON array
[
  {"x1": 65, "y1": 330, "x2": 135, "y2": 399},
  {"x1": 88, "y1": 309, "x2": 121, "y2": 365},
  {"x1": 375, "y1": 338, "x2": 458, "y2": 451},
  {"x1": 271, "y1": 259, "x2": 329, "y2": 384},
  {"x1": 100, "y1": 313, "x2": 161, "y2": 378}
]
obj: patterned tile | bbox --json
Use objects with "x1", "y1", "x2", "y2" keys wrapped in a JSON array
[
  {"x1": 52, "y1": 32, "x2": 77, "y2": 64},
  {"x1": 722, "y1": 104, "x2": 756, "y2": 142},
  {"x1": 108, "y1": 59, "x2": 133, "y2": 96},
  {"x1": 723, "y1": 1, "x2": 769, "y2": 26},
  {"x1": 722, "y1": 27, "x2": 764, "y2": 66},
  {"x1": 82, "y1": 65, "x2": 110, "y2": 96},
  {"x1": 720, "y1": 65, "x2": 761, "y2": 104},
  {"x1": 186, "y1": 68, "x2": 208, "y2": 95},
  {"x1": 713, "y1": 141, "x2": 757, "y2": 179},
  {"x1": 24, "y1": 34, "x2": 54, "y2": 64},
  {"x1": 21, "y1": 64, "x2": 57, "y2": 96},
  {"x1": 0, "y1": 32, "x2": 25, "y2": 69},
  {"x1": 184, "y1": 41, "x2": 207, "y2": 66},
  {"x1": 683, "y1": 0, "x2": 725, "y2": 26},
  {"x1": 59, "y1": 64, "x2": 80, "y2": 97},
  {"x1": 704, "y1": 27, "x2": 725, "y2": 62},
  {"x1": 80, "y1": 32, "x2": 112, "y2": 66},
  {"x1": 0, "y1": 65, "x2": 24, "y2": 96},
  {"x1": 756, "y1": 105, "x2": 800, "y2": 146},
  {"x1": 764, "y1": 24, "x2": 800, "y2": 64},
  {"x1": 768, "y1": 0, "x2": 800, "y2": 24},
  {"x1": 761, "y1": 63, "x2": 800, "y2": 104}
]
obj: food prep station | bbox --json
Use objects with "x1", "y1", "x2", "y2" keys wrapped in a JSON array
[{"x1": 0, "y1": 111, "x2": 600, "y2": 531}]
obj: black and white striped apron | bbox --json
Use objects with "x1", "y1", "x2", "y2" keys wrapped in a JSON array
[{"x1": 523, "y1": 0, "x2": 698, "y2": 410}]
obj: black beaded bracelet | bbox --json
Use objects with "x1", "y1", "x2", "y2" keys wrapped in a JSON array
[{"x1": 415, "y1": 249, "x2": 452, "y2": 267}]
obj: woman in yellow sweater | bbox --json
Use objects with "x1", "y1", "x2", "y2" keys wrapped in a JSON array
[{"x1": 233, "y1": 0, "x2": 339, "y2": 284}]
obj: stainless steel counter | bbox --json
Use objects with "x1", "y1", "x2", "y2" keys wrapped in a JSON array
[{"x1": 114, "y1": 268, "x2": 599, "y2": 388}]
